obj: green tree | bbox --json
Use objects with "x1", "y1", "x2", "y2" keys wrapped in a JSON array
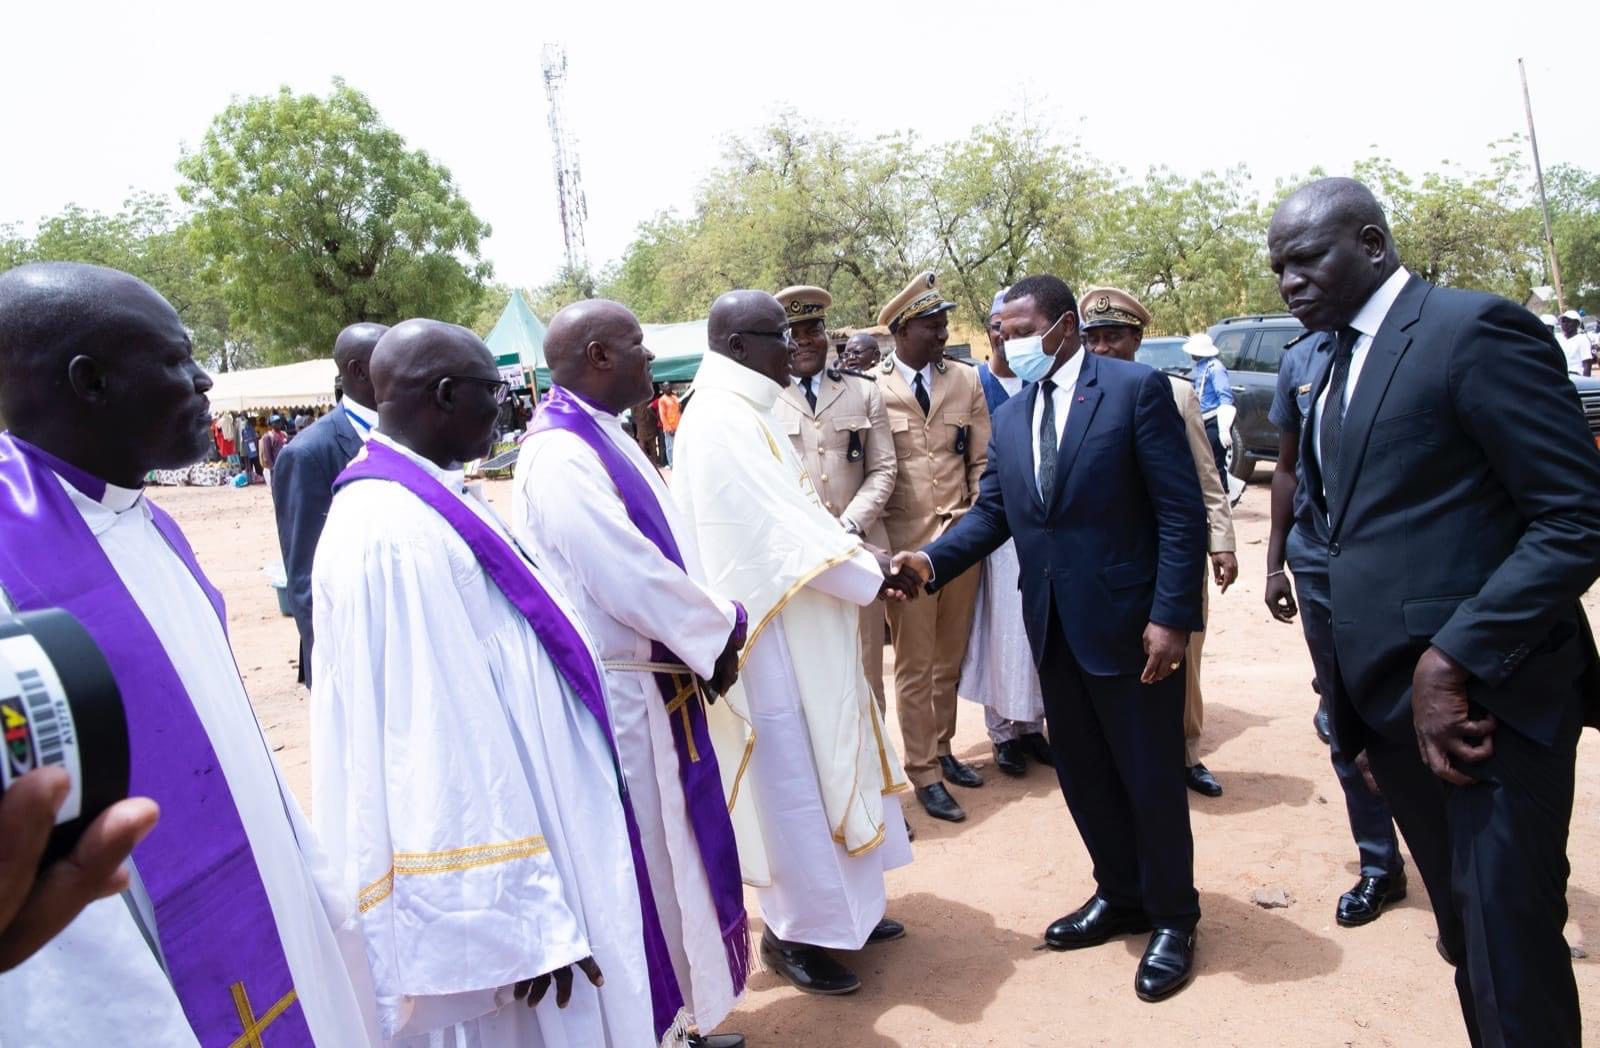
[
  {"x1": 178, "y1": 79, "x2": 493, "y2": 362},
  {"x1": 1546, "y1": 163, "x2": 1600, "y2": 314}
]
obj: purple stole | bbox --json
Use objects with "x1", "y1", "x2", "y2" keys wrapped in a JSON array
[
  {"x1": 0, "y1": 433, "x2": 311, "y2": 1047},
  {"x1": 333, "y1": 438, "x2": 714, "y2": 1044},
  {"x1": 528, "y1": 387, "x2": 751, "y2": 988}
]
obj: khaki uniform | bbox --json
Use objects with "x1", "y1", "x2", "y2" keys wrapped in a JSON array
[
  {"x1": 775, "y1": 369, "x2": 897, "y2": 712},
  {"x1": 1170, "y1": 376, "x2": 1237, "y2": 766},
  {"x1": 878, "y1": 354, "x2": 991, "y2": 787}
]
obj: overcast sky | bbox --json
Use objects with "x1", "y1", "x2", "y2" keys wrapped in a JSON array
[{"x1": 5, "y1": 0, "x2": 1595, "y2": 290}]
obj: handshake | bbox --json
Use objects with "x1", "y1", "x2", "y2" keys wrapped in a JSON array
[{"x1": 870, "y1": 549, "x2": 935, "y2": 602}]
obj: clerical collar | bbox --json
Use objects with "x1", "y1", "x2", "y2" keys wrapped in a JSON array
[
  {"x1": 694, "y1": 351, "x2": 782, "y2": 410},
  {"x1": 369, "y1": 432, "x2": 465, "y2": 493},
  {"x1": 554, "y1": 385, "x2": 615, "y2": 419},
  {"x1": 342, "y1": 397, "x2": 377, "y2": 438},
  {"x1": 11, "y1": 435, "x2": 143, "y2": 512}
]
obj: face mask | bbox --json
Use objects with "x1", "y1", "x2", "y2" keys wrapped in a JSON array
[{"x1": 1003, "y1": 314, "x2": 1065, "y2": 384}]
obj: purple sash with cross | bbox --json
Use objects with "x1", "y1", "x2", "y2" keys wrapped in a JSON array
[
  {"x1": 528, "y1": 386, "x2": 750, "y2": 992},
  {"x1": 333, "y1": 437, "x2": 699, "y2": 1044},
  {"x1": 0, "y1": 433, "x2": 311, "y2": 1047}
]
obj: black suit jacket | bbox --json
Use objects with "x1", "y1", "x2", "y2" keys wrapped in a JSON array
[
  {"x1": 271, "y1": 405, "x2": 363, "y2": 685},
  {"x1": 1302, "y1": 275, "x2": 1600, "y2": 749},
  {"x1": 925, "y1": 351, "x2": 1207, "y2": 676}
]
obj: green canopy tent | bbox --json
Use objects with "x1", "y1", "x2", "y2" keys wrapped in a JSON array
[{"x1": 483, "y1": 290, "x2": 547, "y2": 389}]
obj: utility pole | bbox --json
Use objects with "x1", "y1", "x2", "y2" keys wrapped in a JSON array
[
  {"x1": 542, "y1": 43, "x2": 592, "y2": 292},
  {"x1": 1519, "y1": 58, "x2": 1565, "y2": 312}
]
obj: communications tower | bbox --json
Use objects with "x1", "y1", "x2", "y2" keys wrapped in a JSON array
[{"x1": 541, "y1": 43, "x2": 590, "y2": 281}]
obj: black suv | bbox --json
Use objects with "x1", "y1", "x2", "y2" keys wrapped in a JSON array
[{"x1": 1206, "y1": 313, "x2": 1600, "y2": 480}]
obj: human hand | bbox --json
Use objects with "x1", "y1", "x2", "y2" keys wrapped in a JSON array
[
  {"x1": 884, "y1": 551, "x2": 934, "y2": 601},
  {"x1": 1353, "y1": 750, "x2": 1381, "y2": 796},
  {"x1": 1140, "y1": 623, "x2": 1189, "y2": 684},
  {"x1": 514, "y1": 956, "x2": 604, "y2": 1009},
  {"x1": 705, "y1": 636, "x2": 741, "y2": 703},
  {"x1": 1210, "y1": 552, "x2": 1238, "y2": 593},
  {"x1": 1264, "y1": 571, "x2": 1297, "y2": 622},
  {"x1": 0, "y1": 769, "x2": 159, "y2": 972},
  {"x1": 1412, "y1": 646, "x2": 1494, "y2": 786}
]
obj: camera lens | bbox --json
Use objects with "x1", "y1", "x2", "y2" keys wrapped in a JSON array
[{"x1": 0, "y1": 609, "x2": 129, "y2": 866}]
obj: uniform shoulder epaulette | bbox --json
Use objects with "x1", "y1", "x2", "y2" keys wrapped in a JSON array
[
  {"x1": 1284, "y1": 331, "x2": 1315, "y2": 350},
  {"x1": 942, "y1": 352, "x2": 976, "y2": 367},
  {"x1": 831, "y1": 367, "x2": 876, "y2": 382}
]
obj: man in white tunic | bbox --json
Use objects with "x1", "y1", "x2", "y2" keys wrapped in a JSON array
[
  {"x1": 312, "y1": 319, "x2": 674, "y2": 1048},
  {"x1": 0, "y1": 262, "x2": 378, "y2": 1047},
  {"x1": 512, "y1": 300, "x2": 749, "y2": 1048},
  {"x1": 673, "y1": 290, "x2": 914, "y2": 996}
]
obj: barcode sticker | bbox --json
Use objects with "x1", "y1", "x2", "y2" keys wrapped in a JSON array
[{"x1": 0, "y1": 633, "x2": 83, "y2": 824}]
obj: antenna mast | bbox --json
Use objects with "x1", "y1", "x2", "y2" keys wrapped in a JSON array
[{"x1": 542, "y1": 43, "x2": 591, "y2": 284}]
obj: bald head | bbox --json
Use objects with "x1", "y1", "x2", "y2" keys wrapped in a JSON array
[
  {"x1": 332, "y1": 322, "x2": 388, "y2": 408},
  {"x1": 0, "y1": 261, "x2": 212, "y2": 483},
  {"x1": 708, "y1": 290, "x2": 792, "y2": 387},
  {"x1": 843, "y1": 332, "x2": 881, "y2": 370},
  {"x1": 1267, "y1": 177, "x2": 1400, "y2": 332},
  {"x1": 370, "y1": 319, "x2": 504, "y2": 466},
  {"x1": 545, "y1": 300, "x2": 654, "y2": 413}
]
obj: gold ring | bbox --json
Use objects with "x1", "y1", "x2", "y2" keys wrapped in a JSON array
[{"x1": 1169, "y1": 661, "x2": 1180, "y2": 670}]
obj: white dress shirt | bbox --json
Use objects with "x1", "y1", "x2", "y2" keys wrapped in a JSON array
[
  {"x1": 1031, "y1": 349, "x2": 1085, "y2": 497},
  {"x1": 891, "y1": 355, "x2": 935, "y2": 398},
  {"x1": 1560, "y1": 332, "x2": 1592, "y2": 377},
  {"x1": 341, "y1": 397, "x2": 377, "y2": 440},
  {"x1": 1314, "y1": 266, "x2": 1411, "y2": 496}
]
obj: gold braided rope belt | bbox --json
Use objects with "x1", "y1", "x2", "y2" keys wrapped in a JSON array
[{"x1": 602, "y1": 659, "x2": 708, "y2": 762}]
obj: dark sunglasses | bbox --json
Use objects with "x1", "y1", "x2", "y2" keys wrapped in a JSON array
[{"x1": 439, "y1": 375, "x2": 511, "y2": 404}]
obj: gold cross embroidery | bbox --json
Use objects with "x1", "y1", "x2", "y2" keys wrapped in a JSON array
[
  {"x1": 227, "y1": 981, "x2": 298, "y2": 1048},
  {"x1": 664, "y1": 676, "x2": 702, "y2": 762}
]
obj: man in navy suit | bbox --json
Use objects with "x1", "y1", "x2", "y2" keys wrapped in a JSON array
[
  {"x1": 1269, "y1": 178, "x2": 1600, "y2": 1047},
  {"x1": 893, "y1": 274, "x2": 1207, "y2": 1002},
  {"x1": 271, "y1": 322, "x2": 388, "y2": 685}
]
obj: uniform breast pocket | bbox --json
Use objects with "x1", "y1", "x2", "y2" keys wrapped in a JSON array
[
  {"x1": 1370, "y1": 409, "x2": 1436, "y2": 447},
  {"x1": 832, "y1": 415, "x2": 868, "y2": 462},
  {"x1": 942, "y1": 412, "x2": 970, "y2": 455},
  {"x1": 890, "y1": 416, "x2": 915, "y2": 458},
  {"x1": 780, "y1": 414, "x2": 802, "y2": 437}
]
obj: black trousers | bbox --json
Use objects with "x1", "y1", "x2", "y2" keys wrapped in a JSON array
[
  {"x1": 1361, "y1": 711, "x2": 1581, "y2": 1048},
  {"x1": 1038, "y1": 612, "x2": 1199, "y2": 930},
  {"x1": 1202, "y1": 416, "x2": 1228, "y2": 493},
  {"x1": 1286, "y1": 526, "x2": 1401, "y2": 877}
]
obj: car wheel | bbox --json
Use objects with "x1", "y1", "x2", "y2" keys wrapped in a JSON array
[{"x1": 1226, "y1": 423, "x2": 1254, "y2": 483}]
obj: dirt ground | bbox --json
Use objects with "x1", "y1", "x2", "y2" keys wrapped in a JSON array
[{"x1": 151, "y1": 477, "x2": 1600, "y2": 1048}]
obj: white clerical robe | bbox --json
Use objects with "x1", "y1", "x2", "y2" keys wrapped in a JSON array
[
  {"x1": 958, "y1": 538, "x2": 1045, "y2": 730},
  {"x1": 512, "y1": 394, "x2": 742, "y2": 1033},
  {"x1": 0, "y1": 477, "x2": 378, "y2": 1048},
  {"x1": 310, "y1": 434, "x2": 658, "y2": 1048},
  {"x1": 672, "y1": 353, "x2": 912, "y2": 951}
]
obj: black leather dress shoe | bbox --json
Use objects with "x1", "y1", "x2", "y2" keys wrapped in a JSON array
[
  {"x1": 1313, "y1": 706, "x2": 1332, "y2": 745},
  {"x1": 1336, "y1": 871, "x2": 1407, "y2": 927},
  {"x1": 940, "y1": 754, "x2": 984, "y2": 788},
  {"x1": 1020, "y1": 731, "x2": 1055, "y2": 767},
  {"x1": 1185, "y1": 762, "x2": 1223, "y2": 797},
  {"x1": 993, "y1": 739, "x2": 1027, "y2": 777},
  {"x1": 916, "y1": 783, "x2": 966, "y2": 822},
  {"x1": 1044, "y1": 895, "x2": 1152, "y2": 950},
  {"x1": 866, "y1": 917, "x2": 905, "y2": 944},
  {"x1": 1135, "y1": 928, "x2": 1196, "y2": 1002},
  {"x1": 688, "y1": 1035, "x2": 746, "y2": 1048},
  {"x1": 760, "y1": 930, "x2": 860, "y2": 995}
]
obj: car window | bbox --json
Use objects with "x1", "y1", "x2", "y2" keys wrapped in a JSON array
[
  {"x1": 1211, "y1": 329, "x2": 1253, "y2": 369},
  {"x1": 1241, "y1": 327, "x2": 1303, "y2": 374},
  {"x1": 1134, "y1": 339, "x2": 1189, "y2": 371}
]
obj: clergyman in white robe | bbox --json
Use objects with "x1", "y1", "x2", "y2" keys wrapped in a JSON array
[
  {"x1": 672, "y1": 351, "x2": 912, "y2": 951},
  {"x1": 310, "y1": 433, "x2": 658, "y2": 1048},
  {"x1": 512, "y1": 390, "x2": 744, "y2": 1034},
  {"x1": 0, "y1": 471, "x2": 378, "y2": 1048}
]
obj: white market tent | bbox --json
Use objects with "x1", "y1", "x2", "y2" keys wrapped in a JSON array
[{"x1": 206, "y1": 359, "x2": 339, "y2": 414}]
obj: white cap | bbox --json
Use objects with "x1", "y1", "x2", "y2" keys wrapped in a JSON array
[
  {"x1": 1541, "y1": 313, "x2": 1558, "y2": 327},
  {"x1": 1561, "y1": 309, "x2": 1582, "y2": 321},
  {"x1": 1183, "y1": 333, "x2": 1220, "y2": 358}
]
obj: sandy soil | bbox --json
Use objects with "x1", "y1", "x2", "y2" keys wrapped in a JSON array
[{"x1": 151, "y1": 477, "x2": 1600, "y2": 1048}]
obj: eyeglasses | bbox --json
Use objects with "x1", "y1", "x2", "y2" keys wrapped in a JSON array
[
  {"x1": 440, "y1": 375, "x2": 511, "y2": 404},
  {"x1": 736, "y1": 327, "x2": 795, "y2": 345}
]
